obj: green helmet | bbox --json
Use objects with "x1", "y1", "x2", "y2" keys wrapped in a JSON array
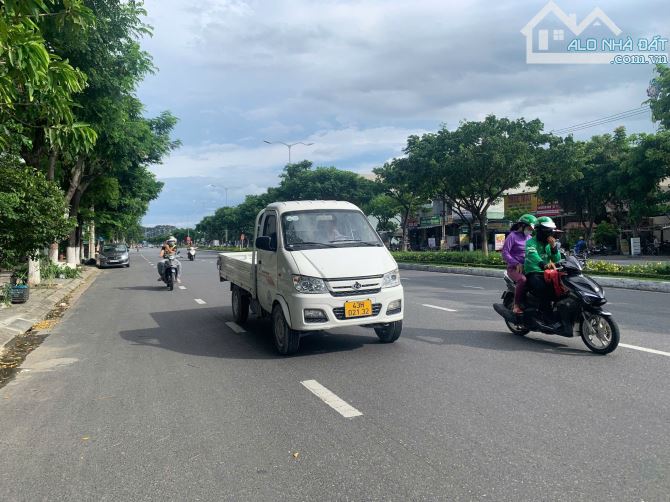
[
  {"x1": 517, "y1": 213, "x2": 538, "y2": 229},
  {"x1": 536, "y1": 216, "x2": 556, "y2": 230}
]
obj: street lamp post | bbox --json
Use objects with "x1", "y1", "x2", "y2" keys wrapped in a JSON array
[{"x1": 263, "y1": 140, "x2": 314, "y2": 164}]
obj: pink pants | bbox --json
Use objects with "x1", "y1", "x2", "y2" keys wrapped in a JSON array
[{"x1": 507, "y1": 265, "x2": 527, "y2": 306}]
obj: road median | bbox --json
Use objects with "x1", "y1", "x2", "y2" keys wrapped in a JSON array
[{"x1": 397, "y1": 262, "x2": 670, "y2": 293}]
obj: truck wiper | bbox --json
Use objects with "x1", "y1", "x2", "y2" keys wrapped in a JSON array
[
  {"x1": 286, "y1": 241, "x2": 337, "y2": 249},
  {"x1": 328, "y1": 239, "x2": 382, "y2": 247}
]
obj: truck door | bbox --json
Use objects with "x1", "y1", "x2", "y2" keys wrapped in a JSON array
[{"x1": 257, "y1": 211, "x2": 278, "y2": 312}]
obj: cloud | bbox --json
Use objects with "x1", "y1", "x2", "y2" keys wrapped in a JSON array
[{"x1": 138, "y1": 0, "x2": 669, "y2": 225}]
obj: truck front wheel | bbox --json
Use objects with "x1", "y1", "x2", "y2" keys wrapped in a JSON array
[
  {"x1": 374, "y1": 321, "x2": 402, "y2": 343},
  {"x1": 272, "y1": 304, "x2": 300, "y2": 355},
  {"x1": 231, "y1": 285, "x2": 249, "y2": 324}
]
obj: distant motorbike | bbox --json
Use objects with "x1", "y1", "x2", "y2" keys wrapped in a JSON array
[
  {"x1": 493, "y1": 255, "x2": 619, "y2": 354},
  {"x1": 162, "y1": 253, "x2": 180, "y2": 291},
  {"x1": 187, "y1": 246, "x2": 196, "y2": 261}
]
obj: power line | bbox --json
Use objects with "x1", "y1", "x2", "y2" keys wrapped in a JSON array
[{"x1": 551, "y1": 106, "x2": 651, "y2": 135}]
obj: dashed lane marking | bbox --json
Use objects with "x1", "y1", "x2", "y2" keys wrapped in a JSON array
[
  {"x1": 301, "y1": 380, "x2": 362, "y2": 419},
  {"x1": 178, "y1": 285, "x2": 187, "y2": 290},
  {"x1": 422, "y1": 303, "x2": 458, "y2": 313},
  {"x1": 461, "y1": 285, "x2": 484, "y2": 289},
  {"x1": 194, "y1": 298, "x2": 206, "y2": 305},
  {"x1": 225, "y1": 321, "x2": 246, "y2": 334},
  {"x1": 620, "y1": 343, "x2": 670, "y2": 357}
]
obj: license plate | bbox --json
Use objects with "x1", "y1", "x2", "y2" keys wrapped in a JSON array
[{"x1": 344, "y1": 299, "x2": 372, "y2": 318}]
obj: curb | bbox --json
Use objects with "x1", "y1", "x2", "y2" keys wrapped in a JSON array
[
  {"x1": 397, "y1": 263, "x2": 670, "y2": 293},
  {"x1": 0, "y1": 267, "x2": 100, "y2": 355}
]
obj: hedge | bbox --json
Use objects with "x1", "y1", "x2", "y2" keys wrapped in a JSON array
[{"x1": 391, "y1": 251, "x2": 670, "y2": 280}]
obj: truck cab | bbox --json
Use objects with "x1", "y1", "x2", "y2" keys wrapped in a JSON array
[{"x1": 217, "y1": 200, "x2": 404, "y2": 355}]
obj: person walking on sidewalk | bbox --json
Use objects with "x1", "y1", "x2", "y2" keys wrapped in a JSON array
[{"x1": 501, "y1": 214, "x2": 537, "y2": 314}]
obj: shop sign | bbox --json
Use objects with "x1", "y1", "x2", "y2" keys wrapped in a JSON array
[
  {"x1": 420, "y1": 216, "x2": 441, "y2": 227},
  {"x1": 536, "y1": 202, "x2": 562, "y2": 217},
  {"x1": 504, "y1": 192, "x2": 538, "y2": 213}
]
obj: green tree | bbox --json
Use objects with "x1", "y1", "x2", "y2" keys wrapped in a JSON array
[
  {"x1": 537, "y1": 129, "x2": 629, "y2": 241},
  {"x1": 373, "y1": 157, "x2": 430, "y2": 251},
  {"x1": 609, "y1": 130, "x2": 670, "y2": 235},
  {"x1": 0, "y1": 0, "x2": 96, "y2": 150},
  {"x1": 647, "y1": 64, "x2": 670, "y2": 130},
  {"x1": 412, "y1": 116, "x2": 547, "y2": 254},
  {"x1": 365, "y1": 194, "x2": 401, "y2": 233},
  {"x1": 274, "y1": 161, "x2": 377, "y2": 207},
  {"x1": 0, "y1": 157, "x2": 73, "y2": 268}
]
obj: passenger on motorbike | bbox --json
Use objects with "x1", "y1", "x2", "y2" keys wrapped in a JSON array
[
  {"x1": 501, "y1": 214, "x2": 537, "y2": 314},
  {"x1": 524, "y1": 217, "x2": 561, "y2": 317},
  {"x1": 157, "y1": 236, "x2": 182, "y2": 283}
]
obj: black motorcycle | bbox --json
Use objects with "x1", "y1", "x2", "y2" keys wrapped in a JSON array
[{"x1": 493, "y1": 256, "x2": 620, "y2": 354}]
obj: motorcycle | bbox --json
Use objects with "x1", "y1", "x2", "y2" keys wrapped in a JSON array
[
  {"x1": 493, "y1": 255, "x2": 619, "y2": 354},
  {"x1": 187, "y1": 246, "x2": 196, "y2": 261},
  {"x1": 162, "y1": 252, "x2": 180, "y2": 291}
]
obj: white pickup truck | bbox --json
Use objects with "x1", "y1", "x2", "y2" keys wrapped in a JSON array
[{"x1": 217, "y1": 200, "x2": 404, "y2": 355}]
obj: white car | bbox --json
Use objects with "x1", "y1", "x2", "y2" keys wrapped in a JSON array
[{"x1": 217, "y1": 200, "x2": 404, "y2": 355}]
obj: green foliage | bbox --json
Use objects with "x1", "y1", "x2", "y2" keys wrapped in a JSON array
[
  {"x1": 407, "y1": 115, "x2": 548, "y2": 254},
  {"x1": 0, "y1": 158, "x2": 73, "y2": 268},
  {"x1": 392, "y1": 251, "x2": 506, "y2": 268},
  {"x1": 40, "y1": 259, "x2": 81, "y2": 279},
  {"x1": 584, "y1": 260, "x2": 670, "y2": 279},
  {"x1": 593, "y1": 222, "x2": 618, "y2": 246},
  {"x1": 0, "y1": 0, "x2": 96, "y2": 150},
  {"x1": 647, "y1": 64, "x2": 670, "y2": 130},
  {"x1": 366, "y1": 194, "x2": 401, "y2": 232}
]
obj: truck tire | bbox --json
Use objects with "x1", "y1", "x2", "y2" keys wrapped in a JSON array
[
  {"x1": 272, "y1": 304, "x2": 300, "y2": 355},
  {"x1": 231, "y1": 285, "x2": 250, "y2": 324},
  {"x1": 374, "y1": 321, "x2": 402, "y2": 343}
]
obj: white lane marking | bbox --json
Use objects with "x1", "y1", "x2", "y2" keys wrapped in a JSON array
[
  {"x1": 225, "y1": 321, "x2": 246, "y2": 334},
  {"x1": 178, "y1": 285, "x2": 187, "y2": 290},
  {"x1": 620, "y1": 343, "x2": 670, "y2": 357},
  {"x1": 422, "y1": 303, "x2": 458, "y2": 312},
  {"x1": 194, "y1": 298, "x2": 206, "y2": 305},
  {"x1": 400, "y1": 277, "x2": 411, "y2": 281},
  {"x1": 301, "y1": 380, "x2": 362, "y2": 418},
  {"x1": 461, "y1": 285, "x2": 484, "y2": 290}
]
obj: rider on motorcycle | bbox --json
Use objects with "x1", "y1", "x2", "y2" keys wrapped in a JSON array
[
  {"x1": 501, "y1": 213, "x2": 537, "y2": 314},
  {"x1": 157, "y1": 236, "x2": 182, "y2": 283},
  {"x1": 524, "y1": 216, "x2": 561, "y2": 318}
]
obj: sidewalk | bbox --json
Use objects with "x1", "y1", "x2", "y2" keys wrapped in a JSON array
[{"x1": 0, "y1": 267, "x2": 99, "y2": 355}]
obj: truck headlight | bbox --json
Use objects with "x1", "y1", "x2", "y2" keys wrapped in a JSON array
[
  {"x1": 381, "y1": 269, "x2": 400, "y2": 288},
  {"x1": 292, "y1": 275, "x2": 327, "y2": 294}
]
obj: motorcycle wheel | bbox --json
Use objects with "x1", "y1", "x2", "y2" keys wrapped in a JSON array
[
  {"x1": 503, "y1": 293, "x2": 529, "y2": 336},
  {"x1": 579, "y1": 313, "x2": 619, "y2": 354},
  {"x1": 167, "y1": 270, "x2": 175, "y2": 291}
]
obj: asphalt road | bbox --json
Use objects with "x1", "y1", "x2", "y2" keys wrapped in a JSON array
[{"x1": 0, "y1": 249, "x2": 668, "y2": 501}]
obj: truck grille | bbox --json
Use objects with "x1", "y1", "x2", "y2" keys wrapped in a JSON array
[
  {"x1": 332, "y1": 303, "x2": 382, "y2": 320},
  {"x1": 330, "y1": 288, "x2": 381, "y2": 297}
]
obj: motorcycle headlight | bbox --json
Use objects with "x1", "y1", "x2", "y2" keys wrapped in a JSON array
[
  {"x1": 382, "y1": 269, "x2": 400, "y2": 288},
  {"x1": 292, "y1": 275, "x2": 327, "y2": 294}
]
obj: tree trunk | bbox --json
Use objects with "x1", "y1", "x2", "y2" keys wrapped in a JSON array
[
  {"x1": 49, "y1": 242, "x2": 59, "y2": 264},
  {"x1": 47, "y1": 148, "x2": 58, "y2": 181},
  {"x1": 88, "y1": 216, "x2": 96, "y2": 263},
  {"x1": 402, "y1": 208, "x2": 410, "y2": 252},
  {"x1": 478, "y1": 214, "x2": 489, "y2": 256},
  {"x1": 66, "y1": 190, "x2": 84, "y2": 266},
  {"x1": 28, "y1": 256, "x2": 41, "y2": 286}
]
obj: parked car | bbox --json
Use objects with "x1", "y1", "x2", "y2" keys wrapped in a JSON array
[{"x1": 97, "y1": 243, "x2": 130, "y2": 268}]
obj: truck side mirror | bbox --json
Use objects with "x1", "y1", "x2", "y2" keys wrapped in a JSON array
[{"x1": 255, "y1": 236, "x2": 273, "y2": 251}]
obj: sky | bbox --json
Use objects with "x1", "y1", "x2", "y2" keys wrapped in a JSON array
[{"x1": 137, "y1": 0, "x2": 670, "y2": 227}]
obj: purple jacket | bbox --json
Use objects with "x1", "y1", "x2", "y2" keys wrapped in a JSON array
[{"x1": 501, "y1": 231, "x2": 530, "y2": 267}]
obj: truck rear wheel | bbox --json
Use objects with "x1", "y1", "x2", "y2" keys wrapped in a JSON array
[
  {"x1": 272, "y1": 304, "x2": 300, "y2": 355},
  {"x1": 231, "y1": 285, "x2": 249, "y2": 324},
  {"x1": 374, "y1": 321, "x2": 402, "y2": 343}
]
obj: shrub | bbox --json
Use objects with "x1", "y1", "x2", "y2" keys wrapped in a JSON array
[{"x1": 392, "y1": 251, "x2": 506, "y2": 268}]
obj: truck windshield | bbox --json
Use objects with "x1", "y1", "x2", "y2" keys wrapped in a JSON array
[{"x1": 282, "y1": 210, "x2": 383, "y2": 250}]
